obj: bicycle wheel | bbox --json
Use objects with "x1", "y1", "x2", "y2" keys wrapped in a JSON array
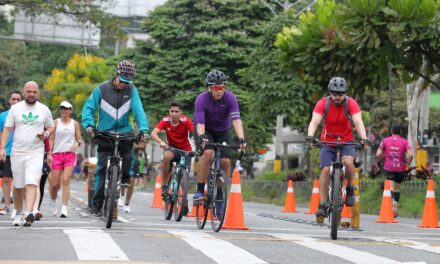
[
  {"x1": 330, "y1": 169, "x2": 342, "y2": 240},
  {"x1": 211, "y1": 171, "x2": 227, "y2": 232},
  {"x1": 195, "y1": 200, "x2": 208, "y2": 229},
  {"x1": 105, "y1": 165, "x2": 119, "y2": 228},
  {"x1": 164, "y1": 171, "x2": 174, "y2": 220},
  {"x1": 174, "y1": 168, "x2": 189, "y2": 222}
]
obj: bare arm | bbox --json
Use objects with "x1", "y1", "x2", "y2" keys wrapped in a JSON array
[
  {"x1": 351, "y1": 112, "x2": 367, "y2": 139},
  {"x1": 307, "y1": 112, "x2": 323, "y2": 137},
  {"x1": 196, "y1": 123, "x2": 205, "y2": 136},
  {"x1": 376, "y1": 148, "x2": 384, "y2": 160},
  {"x1": 232, "y1": 119, "x2": 244, "y2": 139},
  {"x1": 151, "y1": 127, "x2": 167, "y2": 149},
  {"x1": 0, "y1": 126, "x2": 12, "y2": 160},
  {"x1": 49, "y1": 120, "x2": 57, "y2": 151}
]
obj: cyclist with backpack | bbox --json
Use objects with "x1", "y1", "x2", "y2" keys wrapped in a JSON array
[
  {"x1": 306, "y1": 77, "x2": 368, "y2": 222},
  {"x1": 82, "y1": 60, "x2": 149, "y2": 216}
]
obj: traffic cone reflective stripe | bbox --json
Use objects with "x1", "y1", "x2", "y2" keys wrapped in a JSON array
[
  {"x1": 375, "y1": 180, "x2": 398, "y2": 223},
  {"x1": 282, "y1": 179, "x2": 298, "y2": 213},
  {"x1": 304, "y1": 179, "x2": 320, "y2": 214},
  {"x1": 418, "y1": 179, "x2": 440, "y2": 228},
  {"x1": 150, "y1": 175, "x2": 164, "y2": 209},
  {"x1": 223, "y1": 169, "x2": 249, "y2": 230}
]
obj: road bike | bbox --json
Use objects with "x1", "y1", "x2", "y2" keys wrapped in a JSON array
[
  {"x1": 163, "y1": 147, "x2": 197, "y2": 221},
  {"x1": 311, "y1": 138, "x2": 368, "y2": 240},
  {"x1": 196, "y1": 142, "x2": 242, "y2": 232},
  {"x1": 93, "y1": 130, "x2": 140, "y2": 228}
]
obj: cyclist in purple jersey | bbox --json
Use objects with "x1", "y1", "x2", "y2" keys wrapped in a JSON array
[{"x1": 193, "y1": 69, "x2": 246, "y2": 201}]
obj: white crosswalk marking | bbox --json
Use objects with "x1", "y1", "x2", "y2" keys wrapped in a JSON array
[
  {"x1": 271, "y1": 233, "x2": 424, "y2": 264},
  {"x1": 168, "y1": 230, "x2": 268, "y2": 264},
  {"x1": 370, "y1": 237, "x2": 440, "y2": 255},
  {"x1": 64, "y1": 229, "x2": 129, "y2": 261}
]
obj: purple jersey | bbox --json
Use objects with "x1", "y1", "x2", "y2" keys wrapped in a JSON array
[
  {"x1": 379, "y1": 135, "x2": 411, "y2": 172},
  {"x1": 194, "y1": 90, "x2": 241, "y2": 133}
]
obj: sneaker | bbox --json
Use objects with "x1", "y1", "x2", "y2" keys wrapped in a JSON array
[
  {"x1": 10, "y1": 209, "x2": 17, "y2": 220},
  {"x1": 91, "y1": 205, "x2": 102, "y2": 216},
  {"x1": 60, "y1": 205, "x2": 68, "y2": 218},
  {"x1": 345, "y1": 185, "x2": 355, "y2": 207},
  {"x1": 33, "y1": 210, "x2": 43, "y2": 221},
  {"x1": 12, "y1": 212, "x2": 24, "y2": 226},
  {"x1": 0, "y1": 207, "x2": 10, "y2": 215},
  {"x1": 50, "y1": 199, "x2": 59, "y2": 216},
  {"x1": 23, "y1": 212, "x2": 34, "y2": 227},
  {"x1": 193, "y1": 191, "x2": 204, "y2": 201},
  {"x1": 161, "y1": 185, "x2": 169, "y2": 200},
  {"x1": 124, "y1": 205, "x2": 130, "y2": 213},
  {"x1": 316, "y1": 202, "x2": 328, "y2": 223},
  {"x1": 393, "y1": 201, "x2": 399, "y2": 218}
]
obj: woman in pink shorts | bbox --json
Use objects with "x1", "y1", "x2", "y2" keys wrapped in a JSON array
[{"x1": 49, "y1": 101, "x2": 82, "y2": 217}]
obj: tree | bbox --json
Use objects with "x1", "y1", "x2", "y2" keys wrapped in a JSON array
[
  {"x1": 0, "y1": 0, "x2": 124, "y2": 38},
  {"x1": 274, "y1": 0, "x2": 440, "y2": 162},
  {"x1": 44, "y1": 53, "x2": 113, "y2": 122},
  {"x1": 132, "y1": 0, "x2": 273, "y2": 117}
]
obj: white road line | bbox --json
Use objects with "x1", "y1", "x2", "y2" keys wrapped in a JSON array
[
  {"x1": 271, "y1": 233, "x2": 423, "y2": 264},
  {"x1": 169, "y1": 230, "x2": 267, "y2": 264},
  {"x1": 64, "y1": 229, "x2": 129, "y2": 261},
  {"x1": 370, "y1": 237, "x2": 440, "y2": 255}
]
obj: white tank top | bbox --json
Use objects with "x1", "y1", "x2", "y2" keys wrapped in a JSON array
[{"x1": 53, "y1": 118, "x2": 76, "y2": 153}]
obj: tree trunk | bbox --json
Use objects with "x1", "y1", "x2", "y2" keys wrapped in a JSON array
[{"x1": 406, "y1": 77, "x2": 425, "y2": 167}]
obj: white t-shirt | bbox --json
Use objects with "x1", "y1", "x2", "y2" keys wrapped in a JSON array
[{"x1": 5, "y1": 101, "x2": 54, "y2": 154}]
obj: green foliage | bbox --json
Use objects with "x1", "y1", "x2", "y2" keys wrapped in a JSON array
[
  {"x1": 275, "y1": 0, "x2": 440, "y2": 96},
  {"x1": 256, "y1": 171, "x2": 287, "y2": 181}
]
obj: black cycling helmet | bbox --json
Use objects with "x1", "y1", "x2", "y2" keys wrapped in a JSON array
[
  {"x1": 116, "y1": 60, "x2": 136, "y2": 83},
  {"x1": 206, "y1": 69, "x2": 227, "y2": 85},
  {"x1": 328, "y1": 77, "x2": 348, "y2": 92}
]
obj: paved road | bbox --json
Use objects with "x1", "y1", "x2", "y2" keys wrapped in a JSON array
[{"x1": 0, "y1": 180, "x2": 439, "y2": 263}]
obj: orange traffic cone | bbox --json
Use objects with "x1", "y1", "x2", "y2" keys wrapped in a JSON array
[
  {"x1": 85, "y1": 181, "x2": 89, "y2": 192},
  {"x1": 282, "y1": 179, "x2": 298, "y2": 213},
  {"x1": 223, "y1": 169, "x2": 249, "y2": 230},
  {"x1": 186, "y1": 204, "x2": 197, "y2": 217},
  {"x1": 150, "y1": 175, "x2": 164, "y2": 209},
  {"x1": 375, "y1": 180, "x2": 398, "y2": 223},
  {"x1": 304, "y1": 179, "x2": 320, "y2": 214},
  {"x1": 418, "y1": 179, "x2": 440, "y2": 228},
  {"x1": 0, "y1": 177, "x2": 3, "y2": 188},
  {"x1": 341, "y1": 180, "x2": 351, "y2": 219}
]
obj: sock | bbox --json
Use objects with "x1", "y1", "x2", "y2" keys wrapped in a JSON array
[{"x1": 197, "y1": 183, "x2": 205, "y2": 193}]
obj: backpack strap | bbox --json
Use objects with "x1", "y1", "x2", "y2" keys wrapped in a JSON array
[
  {"x1": 344, "y1": 95, "x2": 353, "y2": 124},
  {"x1": 322, "y1": 95, "x2": 354, "y2": 128},
  {"x1": 322, "y1": 96, "x2": 331, "y2": 121}
]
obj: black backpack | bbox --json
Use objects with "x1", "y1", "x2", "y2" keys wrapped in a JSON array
[{"x1": 322, "y1": 95, "x2": 353, "y2": 127}]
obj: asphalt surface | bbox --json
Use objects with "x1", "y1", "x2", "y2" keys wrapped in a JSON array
[{"x1": 0, "y1": 180, "x2": 439, "y2": 263}]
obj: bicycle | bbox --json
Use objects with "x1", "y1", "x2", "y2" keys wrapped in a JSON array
[
  {"x1": 310, "y1": 138, "x2": 368, "y2": 240},
  {"x1": 92, "y1": 130, "x2": 140, "y2": 228},
  {"x1": 163, "y1": 147, "x2": 198, "y2": 222},
  {"x1": 195, "y1": 142, "x2": 242, "y2": 232}
]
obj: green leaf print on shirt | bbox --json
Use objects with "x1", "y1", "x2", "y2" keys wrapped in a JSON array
[{"x1": 21, "y1": 112, "x2": 39, "y2": 126}]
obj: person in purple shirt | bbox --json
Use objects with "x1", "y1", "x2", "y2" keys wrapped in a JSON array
[
  {"x1": 193, "y1": 69, "x2": 246, "y2": 202},
  {"x1": 376, "y1": 124, "x2": 413, "y2": 217}
]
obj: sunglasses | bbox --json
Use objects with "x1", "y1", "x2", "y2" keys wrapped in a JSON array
[
  {"x1": 330, "y1": 91, "x2": 346, "y2": 96},
  {"x1": 59, "y1": 106, "x2": 71, "y2": 110},
  {"x1": 210, "y1": 84, "x2": 225, "y2": 92}
]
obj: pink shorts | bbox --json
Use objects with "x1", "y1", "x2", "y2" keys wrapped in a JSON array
[{"x1": 52, "y1": 152, "x2": 77, "y2": 170}]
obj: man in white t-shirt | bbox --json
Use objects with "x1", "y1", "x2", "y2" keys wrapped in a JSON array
[{"x1": 0, "y1": 81, "x2": 55, "y2": 227}]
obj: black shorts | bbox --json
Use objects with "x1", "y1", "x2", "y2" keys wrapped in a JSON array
[
  {"x1": 196, "y1": 130, "x2": 232, "y2": 158},
  {"x1": 166, "y1": 147, "x2": 192, "y2": 172},
  {"x1": 131, "y1": 158, "x2": 142, "y2": 178},
  {"x1": 0, "y1": 156, "x2": 13, "y2": 178},
  {"x1": 384, "y1": 170, "x2": 407, "y2": 183}
]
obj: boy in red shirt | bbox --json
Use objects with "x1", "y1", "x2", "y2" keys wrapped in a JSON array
[{"x1": 151, "y1": 102, "x2": 194, "y2": 198}]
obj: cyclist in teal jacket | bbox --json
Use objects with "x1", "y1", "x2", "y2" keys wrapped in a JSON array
[{"x1": 82, "y1": 60, "x2": 149, "y2": 215}]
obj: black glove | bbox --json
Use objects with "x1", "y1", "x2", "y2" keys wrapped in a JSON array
[
  {"x1": 199, "y1": 134, "x2": 209, "y2": 148},
  {"x1": 305, "y1": 136, "x2": 315, "y2": 144},
  {"x1": 239, "y1": 138, "x2": 247, "y2": 147}
]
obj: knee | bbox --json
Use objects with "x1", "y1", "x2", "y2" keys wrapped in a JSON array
[
  {"x1": 321, "y1": 167, "x2": 330, "y2": 176},
  {"x1": 163, "y1": 151, "x2": 174, "y2": 162},
  {"x1": 201, "y1": 150, "x2": 214, "y2": 161}
]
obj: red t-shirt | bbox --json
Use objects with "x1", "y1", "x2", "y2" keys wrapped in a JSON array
[
  {"x1": 155, "y1": 115, "x2": 194, "y2": 151},
  {"x1": 313, "y1": 97, "x2": 361, "y2": 142}
]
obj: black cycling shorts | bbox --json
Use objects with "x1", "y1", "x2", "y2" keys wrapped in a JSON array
[
  {"x1": 166, "y1": 147, "x2": 192, "y2": 172},
  {"x1": 384, "y1": 170, "x2": 407, "y2": 184},
  {"x1": 196, "y1": 130, "x2": 232, "y2": 159}
]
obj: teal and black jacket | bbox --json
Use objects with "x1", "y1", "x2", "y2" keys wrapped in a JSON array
[{"x1": 82, "y1": 80, "x2": 149, "y2": 132}]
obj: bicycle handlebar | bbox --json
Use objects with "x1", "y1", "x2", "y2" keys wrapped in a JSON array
[
  {"x1": 93, "y1": 130, "x2": 140, "y2": 142},
  {"x1": 204, "y1": 142, "x2": 245, "y2": 160},
  {"x1": 308, "y1": 138, "x2": 373, "y2": 149},
  {"x1": 167, "y1": 147, "x2": 198, "y2": 157}
]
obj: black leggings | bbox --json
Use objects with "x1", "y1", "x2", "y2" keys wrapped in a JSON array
[{"x1": 38, "y1": 173, "x2": 49, "y2": 210}]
